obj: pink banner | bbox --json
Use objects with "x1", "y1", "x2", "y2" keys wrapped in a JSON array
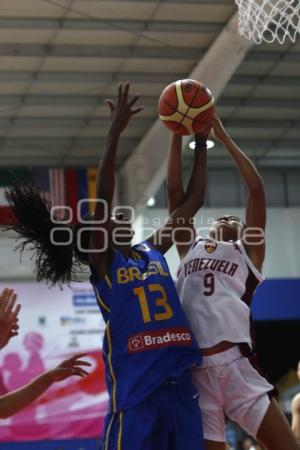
[{"x1": 0, "y1": 282, "x2": 108, "y2": 442}]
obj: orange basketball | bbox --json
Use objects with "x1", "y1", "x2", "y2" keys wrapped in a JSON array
[{"x1": 158, "y1": 79, "x2": 215, "y2": 135}]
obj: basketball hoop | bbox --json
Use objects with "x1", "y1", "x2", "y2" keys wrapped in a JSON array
[{"x1": 235, "y1": 0, "x2": 300, "y2": 44}]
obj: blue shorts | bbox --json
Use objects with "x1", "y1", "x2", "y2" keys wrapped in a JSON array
[{"x1": 102, "y1": 371, "x2": 204, "y2": 450}]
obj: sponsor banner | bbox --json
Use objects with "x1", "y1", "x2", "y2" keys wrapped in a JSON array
[
  {"x1": 0, "y1": 282, "x2": 108, "y2": 442},
  {"x1": 128, "y1": 327, "x2": 192, "y2": 353}
]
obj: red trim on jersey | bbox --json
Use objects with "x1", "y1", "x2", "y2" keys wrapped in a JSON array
[
  {"x1": 241, "y1": 265, "x2": 260, "y2": 306},
  {"x1": 240, "y1": 265, "x2": 278, "y2": 399}
]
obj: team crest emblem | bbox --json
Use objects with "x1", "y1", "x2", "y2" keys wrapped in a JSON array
[
  {"x1": 205, "y1": 240, "x2": 217, "y2": 253},
  {"x1": 136, "y1": 243, "x2": 151, "y2": 252}
]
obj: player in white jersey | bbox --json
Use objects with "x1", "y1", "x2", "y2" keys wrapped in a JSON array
[
  {"x1": 167, "y1": 116, "x2": 299, "y2": 450},
  {"x1": 292, "y1": 361, "x2": 300, "y2": 445}
]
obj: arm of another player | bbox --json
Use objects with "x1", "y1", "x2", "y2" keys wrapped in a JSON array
[
  {"x1": 0, "y1": 288, "x2": 21, "y2": 350},
  {"x1": 148, "y1": 129, "x2": 208, "y2": 256},
  {"x1": 212, "y1": 115, "x2": 266, "y2": 271},
  {"x1": 89, "y1": 83, "x2": 143, "y2": 278},
  {"x1": 292, "y1": 394, "x2": 300, "y2": 446},
  {"x1": 0, "y1": 354, "x2": 91, "y2": 419}
]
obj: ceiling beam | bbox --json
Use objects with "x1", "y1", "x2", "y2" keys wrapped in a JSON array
[
  {"x1": 93, "y1": 0, "x2": 233, "y2": 3},
  {"x1": 230, "y1": 75, "x2": 300, "y2": 87},
  {"x1": 0, "y1": 95, "x2": 299, "y2": 109},
  {"x1": 119, "y1": 12, "x2": 254, "y2": 208},
  {"x1": 0, "y1": 71, "x2": 185, "y2": 83},
  {"x1": 0, "y1": 44, "x2": 297, "y2": 62},
  {"x1": 0, "y1": 71, "x2": 299, "y2": 87},
  {"x1": 0, "y1": 117, "x2": 299, "y2": 129},
  {"x1": 0, "y1": 18, "x2": 223, "y2": 33},
  {"x1": 0, "y1": 116, "x2": 154, "y2": 128},
  {"x1": 0, "y1": 43, "x2": 205, "y2": 59}
]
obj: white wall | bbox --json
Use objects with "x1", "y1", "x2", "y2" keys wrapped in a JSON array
[{"x1": 0, "y1": 208, "x2": 300, "y2": 280}]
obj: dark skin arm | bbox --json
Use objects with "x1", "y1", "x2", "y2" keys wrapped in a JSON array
[
  {"x1": 147, "y1": 129, "x2": 208, "y2": 257},
  {"x1": 212, "y1": 116, "x2": 266, "y2": 271},
  {"x1": 0, "y1": 355, "x2": 90, "y2": 419},
  {"x1": 89, "y1": 83, "x2": 143, "y2": 279}
]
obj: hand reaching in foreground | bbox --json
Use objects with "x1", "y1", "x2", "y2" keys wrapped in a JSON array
[
  {"x1": 0, "y1": 288, "x2": 21, "y2": 349},
  {"x1": 0, "y1": 354, "x2": 91, "y2": 419},
  {"x1": 45, "y1": 354, "x2": 92, "y2": 383}
]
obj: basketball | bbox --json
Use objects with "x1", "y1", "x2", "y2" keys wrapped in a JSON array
[{"x1": 158, "y1": 79, "x2": 215, "y2": 135}]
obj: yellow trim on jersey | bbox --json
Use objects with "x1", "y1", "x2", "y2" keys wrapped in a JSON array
[
  {"x1": 117, "y1": 412, "x2": 123, "y2": 450},
  {"x1": 105, "y1": 275, "x2": 112, "y2": 289},
  {"x1": 106, "y1": 321, "x2": 117, "y2": 412},
  {"x1": 132, "y1": 251, "x2": 141, "y2": 260},
  {"x1": 104, "y1": 414, "x2": 114, "y2": 450},
  {"x1": 94, "y1": 287, "x2": 110, "y2": 313}
]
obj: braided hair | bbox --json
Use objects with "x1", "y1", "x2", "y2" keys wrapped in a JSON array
[{"x1": 4, "y1": 184, "x2": 90, "y2": 286}]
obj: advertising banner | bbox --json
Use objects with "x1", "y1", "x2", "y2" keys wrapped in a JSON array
[{"x1": 0, "y1": 282, "x2": 107, "y2": 442}]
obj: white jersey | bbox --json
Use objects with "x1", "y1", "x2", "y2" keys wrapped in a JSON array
[{"x1": 176, "y1": 238, "x2": 264, "y2": 349}]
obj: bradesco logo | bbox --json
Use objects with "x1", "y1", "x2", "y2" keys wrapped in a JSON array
[{"x1": 128, "y1": 327, "x2": 192, "y2": 353}]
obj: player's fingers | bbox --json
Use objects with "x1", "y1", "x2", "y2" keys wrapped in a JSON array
[
  {"x1": 0, "y1": 289, "x2": 12, "y2": 310},
  {"x1": 105, "y1": 99, "x2": 116, "y2": 116},
  {"x1": 62, "y1": 353, "x2": 88, "y2": 365},
  {"x1": 12, "y1": 303, "x2": 21, "y2": 317},
  {"x1": 3, "y1": 291, "x2": 16, "y2": 312},
  {"x1": 61, "y1": 367, "x2": 88, "y2": 378},
  {"x1": 6, "y1": 293, "x2": 17, "y2": 314},
  {"x1": 202, "y1": 124, "x2": 212, "y2": 138},
  {"x1": 0, "y1": 288, "x2": 8, "y2": 304},
  {"x1": 128, "y1": 94, "x2": 141, "y2": 109},
  {"x1": 121, "y1": 82, "x2": 130, "y2": 105},
  {"x1": 131, "y1": 106, "x2": 144, "y2": 115},
  {"x1": 9, "y1": 331, "x2": 19, "y2": 338},
  {"x1": 71, "y1": 360, "x2": 92, "y2": 367},
  {"x1": 117, "y1": 82, "x2": 123, "y2": 106},
  {"x1": 72, "y1": 368, "x2": 89, "y2": 377}
]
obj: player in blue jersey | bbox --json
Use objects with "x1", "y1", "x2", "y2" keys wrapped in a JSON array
[{"x1": 5, "y1": 83, "x2": 209, "y2": 450}]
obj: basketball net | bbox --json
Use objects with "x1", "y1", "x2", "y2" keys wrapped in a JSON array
[{"x1": 235, "y1": 0, "x2": 300, "y2": 44}]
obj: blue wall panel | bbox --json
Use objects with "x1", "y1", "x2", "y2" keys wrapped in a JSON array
[{"x1": 252, "y1": 279, "x2": 300, "y2": 321}]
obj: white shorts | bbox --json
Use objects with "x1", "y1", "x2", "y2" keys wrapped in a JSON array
[{"x1": 192, "y1": 346, "x2": 274, "y2": 442}]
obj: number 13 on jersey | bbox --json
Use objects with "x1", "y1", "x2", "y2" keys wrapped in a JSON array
[{"x1": 133, "y1": 284, "x2": 174, "y2": 323}]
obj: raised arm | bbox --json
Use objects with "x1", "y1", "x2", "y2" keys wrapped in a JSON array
[
  {"x1": 89, "y1": 83, "x2": 143, "y2": 278},
  {"x1": 167, "y1": 134, "x2": 185, "y2": 213},
  {"x1": 148, "y1": 130, "x2": 208, "y2": 257},
  {"x1": 0, "y1": 354, "x2": 90, "y2": 419},
  {"x1": 212, "y1": 116, "x2": 266, "y2": 270}
]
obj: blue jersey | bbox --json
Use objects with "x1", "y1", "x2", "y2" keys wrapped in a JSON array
[{"x1": 90, "y1": 241, "x2": 202, "y2": 413}]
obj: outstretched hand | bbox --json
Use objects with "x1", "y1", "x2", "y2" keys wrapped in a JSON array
[
  {"x1": 106, "y1": 82, "x2": 144, "y2": 135},
  {"x1": 0, "y1": 288, "x2": 21, "y2": 349},
  {"x1": 46, "y1": 354, "x2": 92, "y2": 383}
]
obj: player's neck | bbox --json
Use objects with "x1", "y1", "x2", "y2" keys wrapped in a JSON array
[{"x1": 116, "y1": 244, "x2": 132, "y2": 258}]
